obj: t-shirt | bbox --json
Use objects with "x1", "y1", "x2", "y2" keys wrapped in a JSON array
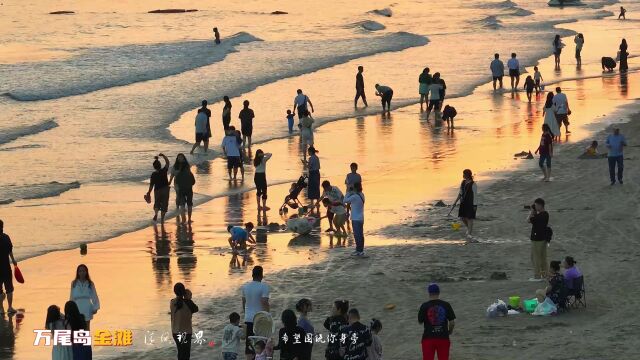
[
  {"x1": 222, "y1": 135, "x2": 241, "y2": 157},
  {"x1": 201, "y1": 107, "x2": 211, "y2": 119},
  {"x1": 324, "y1": 315, "x2": 348, "y2": 357},
  {"x1": 377, "y1": 85, "x2": 392, "y2": 94},
  {"x1": 150, "y1": 167, "x2": 169, "y2": 190},
  {"x1": 345, "y1": 173, "x2": 362, "y2": 190},
  {"x1": 340, "y1": 322, "x2": 372, "y2": 360},
  {"x1": 239, "y1": 108, "x2": 255, "y2": 130},
  {"x1": 241, "y1": 281, "x2": 270, "y2": 323},
  {"x1": 356, "y1": 73, "x2": 364, "y2": 89},
  {"x1": 418, "y1": 299, "x2": 456, "y2": 340},
  {"x1": 221, "y1": 324, "x2": 243, "y2": 354},
  {"x1": 195, "y1": 111, "x2": 209, "y2": 134},
  {"x1": 230, "y1": 227, "x2": 248, "y2": 242},
  {"x1": 308, "y1": 155, "x2": 320, "y2": 171},
  {"x1": 553, "y1": 93, "x2": 568, "y2": 114},
  {"x1": 295, "y1": 94, "x2": 309, "y2": 107},
  {"x1": 323, "y1": 186, "x2": 343, "y2": 203},
  {"x1": 530, "y1": 211, "x2": 549, "y2": 241},
  {"x1": 428, "y1": 83, "x2": 443, "y2": 100},
  {"x1": 419, "y1": 72, "x2": 433, "y2": 85},
  {"x1": 538, "y1": 133, "x2": 553, "y2": 156},
  {"x1": 344, "y1": 192, "x2": 365, "y2": 221},
  {"x1": 276, "y1": 326, "x2": 309, "y2": 360},
  {"x1": 564, "y1": 266, "x2": 582, "y2": 289},
  {"x1": 297, "y1": 316, "x2": 314, "y2": 335},
  {"x1": 490, "y1": 59, "x2": 504, "y2": 76},
  {"x1": 534, "y1": 71, "x2": 542, "y2": 81},
  {"x1": 507, "y1": 58, "x2": 520, "y2": 70},
  {"x1": 0, "y1": 233, "x2": 12, "y2": 271},
  {"x1": 606, "y1": 134, "x2": 627, "y2": 157},
  {"x1": 255, "y1": 153, "x2": 271, "y2": 173}
]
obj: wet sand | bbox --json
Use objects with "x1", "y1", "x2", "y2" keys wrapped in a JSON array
[{"x1": 2, "y1": 20, "x2": 640, "y2": 360}]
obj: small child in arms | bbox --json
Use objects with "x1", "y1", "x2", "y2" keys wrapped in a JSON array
[{"x1": 286, "y1": 110, "x2": 295, "y2": 133}]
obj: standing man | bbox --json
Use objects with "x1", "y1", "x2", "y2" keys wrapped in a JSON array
[
  {"x1": 239, "y1": 100, "x2": 255, "y2": 149},
  {"x1": 374, "y1": 84, "x2": 394, "y2": 113},
  {"x1": 321, "y1": 180, "x2": 344, "y2": 233},
  {"x1": 344, "y1": 182, "x2": 366, "y2": 256},
  {"x1": 507, "y1": 53, "x2": 520, "y2": 90},
  {"x1": 293, "y1": 89, "x2": 314, "y2": 120},
  {"x1": 490, "y1": 53, "x2": 504, "y2": 90},
  {"x1": 222, "y1": 126, "x2": 242, "y2": 180},
  {"x1": 552, "y1": 87, "x2": 571, "y2": 135},
  {"x1": 528, "y1": 198, "x2": 550, "y2": 280},
  {"x1": 241, "y1": 266, "x2": 270, "y2": 360},
  {"x1": 190, "y1": 109, "x2": 209, "y2": 154},
  {"x1": 354, "y1": 66, "x2": 368, "y2": 107},
  {"x1": 606, "y1": 127, "x2": 627, "y2": 185},
  {"x1": 418, "y1": 283, "x2": 456, "y2": 360},
  {"x1": 0, "y1": 220, "x2": 18, "y2": 315}
]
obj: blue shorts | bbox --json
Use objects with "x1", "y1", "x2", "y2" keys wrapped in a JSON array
[{"x1": 539, "y1": 154, "x2": 551, "y2": 168}]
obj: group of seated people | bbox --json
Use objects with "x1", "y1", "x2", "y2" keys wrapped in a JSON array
[{"x1": 540, "y1": 256, "x2": 583, "y2": 309}]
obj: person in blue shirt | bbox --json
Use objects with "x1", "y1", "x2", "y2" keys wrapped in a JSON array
[
  {"x1": 606, "y1": 127, "x2": 627, "y2": 185},
  {"x1": 227, "y1": 223, "x2": 256, "y2": 252}
]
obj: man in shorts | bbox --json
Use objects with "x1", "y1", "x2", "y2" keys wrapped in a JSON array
[
  {"x1": 507, "y1": 53, "x2": 520, "y2": 90},
  {"x1": 293, "y1": 89, "x2": 314, "y2": 120},
  {"x1": 222, "y1": 127, "x2": 242, "y2": 180},
  {"x1": 0, "y1": 220, "x2": 18, "y2": 314},
  {"x1": 190, "y1": 108, "x2": 209, "y2": 154},
  {"x1": 553, "y1": 87, "x2": 571, "y2": 134},
  {"x1": 239, "y1": 100, "x2": 255, "y2": 149},
  {"x1": 241, "y1": 266, "x2": 270, "y2": 360},
  {"x1": 490, "y1": 53, "x2": 504, "y2": 90}
]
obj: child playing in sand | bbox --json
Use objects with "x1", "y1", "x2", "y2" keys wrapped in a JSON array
[
  {"x1": 367, "y1": 319, "x2": 383, "y2": 360},
  {"x1": 320, "y1": 198, "x2": 348, "y2": 236},
  {"x1": 585, "y1": 141, "x2": 598, "y2": 156},
  {"x1": 227, "y1": 223, "x2": 256, "y2": 253},
  {"x1": 442, "y1": 104, "x2": 457, "y2": 129},
  {"x1": 286, "y1": 109, "x2": 295, "y2": 133},
  {"x1": 222, "y1": 312, "x2": 244, "y2": 359},
  {"x1": 524, "y1": 76, "x2": 535, "y2": 102},
  {"x1": 533, "y1": 66, "x2": 543, "y2": 93}
]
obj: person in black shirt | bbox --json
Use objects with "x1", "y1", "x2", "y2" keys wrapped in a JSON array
[
  {"x1": 239, "y1": 100, "x2": 255, "y2": 149},
  {"x1": 324, "y1": 300, "x2": 349, "y2": 360},
  {"x1": 529, "y1": 198, "x2": 550, "y2": 280},
  {"x1": 354, "y1": 66, "x2": 368, "y2": 108},
  {"x1": 545, "y1": 260, "x2": 565, "y2": 305},
  {"x1": 339, "y1": 308, "x2": 371, "y2": 360},
  {"x1": 0, "y1": 220, "x2": 18, "y2": 314},
  {"x1": 200, "y1": 100, "x2": 212, "y2": 145},
  {"x1": 418, "y1": 283, "x2": 455, "y2": 360},
  {"x1": 274, "y1": 309, "x2": 309, "y2": 360},
  {"x1": 146, "y1": 153, "x2": 170, "y2": 223}
]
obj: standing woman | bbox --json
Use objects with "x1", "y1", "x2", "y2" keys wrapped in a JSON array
[
  {"x1": 70, "y1": 264, "x2": 100, "y2": 330},
  {"x1": 418, "y1": 67, "x2": 432, "y2": 110},
  {"x1": 65, "y1": 301, "x2": 91, "y2": 360},
  {"x1": 454, "y1": 169, "x2": 477, "y2": 239},
  {"x1": 170, "y1": 154, "x2": 196, "y2": 223},
  {"x1": 574, "y1": 33, "x2": 584, "y2": 66},
  {"x1": 170, "y1": 283, "x2": 199, "y2": 360},
  {"x1": 543, "y1": 92, "x2": 560, "y2": 141},
  {"x1": 253, "y1": 149, "x2": 272, "y2": 211},
  {"x1": 307, "y1": 147, "x2": 321, "y2": 210},
  {"x1": 553, "y1": 35, "x2": 564, "y2": 68},
  {"x1": 300, "y1": 110, "x2": 315, "y2": 161},
  {"x1": 619, "y1": 39, "x2": 629, "y2": 72},
  {"x1": 146, "y1": 153, "x2": 170, "y2": 223},
  {"x1": 46, "y1": 305, "x2": 73, "y2": 360},
  {"x1": 222, "y1": 96, "x2": 232, "y2": 131}
]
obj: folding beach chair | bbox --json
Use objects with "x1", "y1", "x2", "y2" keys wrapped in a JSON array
[{"x1": 567, "y1": 276, "x2": 586, "y2": 309}]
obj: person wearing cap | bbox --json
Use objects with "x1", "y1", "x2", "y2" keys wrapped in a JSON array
[{"x1": 418, "y1": 283, "x2": 456, "y2": 360}]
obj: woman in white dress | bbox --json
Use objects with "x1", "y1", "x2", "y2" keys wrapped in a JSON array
[
  {"x1": 542, "y1": 92, "x2": 560, "y2": 141},
  {"x1": 299, "y1": 110, "x2": 315, "y2": 161},
  {"x1": 70, "y1": 264, "x2": 100, "y2": 330},
  {"x1": 45, "y1": 305, "x2": 73, "y2": 360}
]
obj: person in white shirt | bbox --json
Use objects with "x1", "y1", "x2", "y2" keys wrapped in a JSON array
[
  {"x1": 190, "y1": 109, "x2": 209, "y2": 154},
  {"x1": 344, "y1": 182, "x2": 366, "y2": 257},
  {"x1": 426, "y1": 73, "x2": 443, "y2": 119},
  {"x1": 552, "y1": 87, "x2": 571, "y2": 135},
  {"x1": 507, "y1": 53, "x2": 520, "y2": 90},
  {"x1": 222, "y1": 312, "x2": 245, "y2": 360},
  {"x1": 321, "y1": 181, "x2": 344, "y2": 233},
  {"x1": 293, "y1": 89, "x2": 314, "y2": 120},
  {"x1": 241, "y1": 266, "x2": 270, "y2": 360},
  {"x1": 222, "y1": 126, "x2": 242, "y2": 180},
  {"x1": 253, "y1": 150, "x2": 272, "y2": 211},
  {"x1": 490, "y1": 53, "x2": 505, "y2": 90}
]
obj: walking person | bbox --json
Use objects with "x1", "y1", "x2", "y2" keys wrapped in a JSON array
[
  {"x1": 452, "y1": 169, "x2": 477, "y2": 238},
  {"x1": 619, "y1": 39, "x2": 628, "y2": 72},
  {"x1": 419, "y1": 67, "x2": 433, "y2": 110},
  {"x1": 46, "y1": 305, "x2": 73, "y2": 360},
  {"x1": 418, "y1": 283, "x2": 456, "y2": 360},
  {"x1": 345, "y1": 182, "x2": 366, "y2": 256},
  {"x1": 553, "y1": 87, "x2": 571, "y2": 134},
  {"x1": 618, "y1": 6, "x2": 626, "y2": 20},
  {"x1": 0, "y1": 220, "x2": 18, "y2": 315},
  {"x1": 426, "y1": 73, "x2": 443, "y2": 119},
  {"x1": 239, "y1": 100, "x2": 255, "y2": 149},
  {"x1": 146, "y1": 154, "x2": 170, "y2": 223},
  {"x1": 222, "y1": 96, "x2": 232, "y2": 131},
  {"x1": 375, "y1": 84, "x2": 394, "y2": 113},
  {"x1": 307, "y1": 147, "x2": 321, "y2": 209},
  {"x1": 606, "y1": 127, "x2": 627, "y2": 185},
  {"x1": 293, "y1": 89, "x2": 314, "y2": 120},
  {"x1": 170, "y1": 282, "x2": 198, "y2": 360},
  {"x1": 64, "y1": 301, "x2": 92, "y2": 360},
  {"x1": 190, "y1": 109, "x2": 209, "y2": 154},
  {"x1": 300, "y1": 110, "x2": 315, "y2": 161},
  {"x1": 574, "y1": 33, "x2": 584, "y2": 66},
  {"x1": 553, "y1": 35, "x2": 564, "y2": 68},
  {"x1": 70, "y1": 264, "x2": 100, "y2": 330},
  {"x1": 241, "y1": 266, "x2": 270, "y2": 360},
  {"x1": 355, "y1": 66, "x2": 368, "y2": 107},
  {"x1": 528, "y1": 198, "x2": 550, "y2": 280},
  {"x1": 524, "y1": 76, "x2": 535, "y2": 103},
  {"x1": 490, "y1": 53, "x2": 505, "y2": 90},
  {"x1": 533, "y1": 66, "x2": 544, "y2": 94},
  {"x1": 507, "y1": 53, "x2": 520, "y2": 90},
  {"x1": 253, "y1": 150, "x2": 272, "y2": 211},
  {"x1": 222, "y1": 128, "x2": 242, "y2": 180},
  {"x1": 543, "y1": 92, "x2": 560, "y2": 141},
  {"x1": 536, "y1": 124, "x2": 554, "y2": 182},
  {"x1": 170, "y1": 154, "x2": 196, "y2": 223}
]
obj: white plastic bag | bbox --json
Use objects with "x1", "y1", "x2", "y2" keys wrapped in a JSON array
[
  {"x1": 486, "y1": 299, "x2": 508, "y2": 318},
  {"x1": 532, "y1": 297, "x2": 557, "y2": 316}
]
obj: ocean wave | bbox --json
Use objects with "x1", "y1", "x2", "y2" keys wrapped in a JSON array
[
  {"x1": 0, "y1": 181, "x2": 80, "y2": 205},
  {"x1": 0, "y1": 32, "x2": 261, "y2": 101},
  {"x1": 354, "y1": 20, "x2": 386, "y2": 31},
  {"x1": 0, "y1": 119, "x2": 58, "y2": 145},
  {"x1": 473, "y1": 15, "x2": 504, "y2": 29}
]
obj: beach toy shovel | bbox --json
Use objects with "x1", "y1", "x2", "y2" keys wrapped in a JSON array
[{"x1": 14, "y1": 265, "x2": 24, "y2": 284}]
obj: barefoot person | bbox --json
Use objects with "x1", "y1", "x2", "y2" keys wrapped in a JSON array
[
  {"x1": 222, "y1": 127, "x2": 242, "y2": 180},
  {"x1": 222, "y1": 96, "x2": 232, "y2": 131},
  {"x1": 507, "y1": 53, "x2": 520, "y2": 90},
  {"x1": 253, "y1": 150, "x2": 272, "y2": 211},
  {"x1": 190, "y1": 109, "x2": 209, "y2": 154},
  {"x1": 170, "y1": 154, "x2": 196, "y2": 223},
  {"x1": 239, "y1": 100, "x2": 255, "y2": 149},
  {"x1": 70, "y1": 264, "x2": 100, "y2": 330},
  {"x1": 213, "y1": 27, "x2": 221, "y2": 44},
  {"x1": 453, "y1": 169, "x2": 477, "y2": 238},
  {"x1": 543, "y1": 92, "x2": 560, "y2": 141},
  {"x1": 418, "y1": 283, "x2": 456, "y2": 360},
  {"x1": 442, "y1": 104, "x2": 457, "y2": 129},
  {"x1": 307, "y1": 147, "x2": 321, "y2": 209},
  {"x1": 553, "y1": 35, "x2": 564, "y2": 68},
  {"x1": 375, "y1": 84, "x2": 394, "y2": 113},
  {"x1": 606, "y1": 127, "x2": 627, "y2": 185},
  {"x1": 419, "y1": 67, "x2": 433, "y2": 109},
  {"x1": 619, "y1": 39, "x2": 629, "y2": 72},
  {"x1": 426, "y1": 73, "x2": 443, "y2": 119},
  {"x1": 345, "y1": 182, "x2": 366, "y2": 256},
  {"x1": 355, "y1": 66, "x2": 368, "y2": 107},
  {"x1": 618, "y1": 6, "x2": 626, "y2": 20},
  {"x1": 553, "y1": 87, "x2": 571, "y2": 134},
  {"x1": 535, "y1": 124, "x2": 554, "y2": 182},
  {"x1": 574, "y1": 33, "x2": 584, "y2": 66},
  {"x1": 241, "y1": 266, "x2": 270, "y2": 360},
  {"x1": 147, "y1": 153, "x2": 170, "y2": 223},
  {"x1": 227, "y1": 223, "x2": 256, "y2": 252},
  {"x1": 528, "y1": 198, "x2": 550, "y2": 280},
  {"x1": 293, "y1": 89, "x2": 314, "y2": 120},
  {"x1": 170, "y1": 283, "x2": 198, "y2": 360},
  {"x1": 490, "y1": 53, "x2": 504, "y2": 90},
  {"x1": 321, "y1": 180, "x2": 344, "y2": 233},
  {"x1": 300, "y1": 110, "x2": 315, "y2": 161},
  {"x1": 0, "y1": 220, "x2": 17, "y2": 315}
]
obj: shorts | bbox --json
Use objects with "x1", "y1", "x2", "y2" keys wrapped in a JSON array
[
  {"x1": 1, "y1": 268, "x2": 14, "y2": 293},
  {"x1": 254, "y1": 172, "x2": 268, "y2": 199},
  {"x1": 153, "y1": 186, "x2": 170, "y2": 212},
  {"x1": 176, "y1": 189, "x2": 193, "y2": 207},
  {"x1": 555, "y1": 48, "x2": 562, "y2": 56},
  {"x1": 492, "y1": 76, "x2": 503, "y2": 81},
  {"x1": 241, "y1": 127, "x2": 253, "y2": 138},
  {"x1": 227, "y1": 156, "x2": 241, "y2": 169},
  {"x1": 245, "y1": 322, "x2": 255, "y2": 354},
  {"x1": 535, "y1": 79, "x2": 541, "y2": 87},
  {"x1": 539, "y1": 154, "x2": 551, "y2": 168},
  {"x1": 195, "y1": 132, "x2": 207, "y2": 143},
  {"x1": 556, "y1": 113, "x2": 569, "y2": 126},
  {"x1": 509, "y1": 69, "x2": 520, "y2": 77},
  {"x1": 223, "y1": 353, "x2": 238, "y2": 360}
]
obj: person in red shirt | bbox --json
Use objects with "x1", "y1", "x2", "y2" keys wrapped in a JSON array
[{"x1": 536, "y1": 124, "x2": 554, "y2": 182}]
